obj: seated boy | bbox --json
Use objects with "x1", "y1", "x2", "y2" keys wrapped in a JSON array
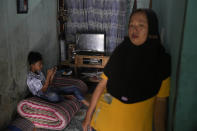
[{"x1": 26, "y1": 51, "x2": 89, "y2": 106}]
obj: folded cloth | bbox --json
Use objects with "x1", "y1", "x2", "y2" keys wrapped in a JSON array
[{"x1": 17, "y1": 97, "x2": 82, "y2": 130}]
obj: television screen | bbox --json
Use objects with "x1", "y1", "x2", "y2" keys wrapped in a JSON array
[{"x1": 76, "y1": 33, "x2": 105, "y2": 53}]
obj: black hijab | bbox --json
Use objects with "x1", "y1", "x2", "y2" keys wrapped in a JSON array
[{"x1": 104, "y1": 9, "x2": 171, "y2": 104}]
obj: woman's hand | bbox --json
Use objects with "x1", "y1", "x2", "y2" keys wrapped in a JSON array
[
  {"x1": 82, "y1": 119, "x2": 91, "y2": 131},
  {"x1": 82, "y1": 78, "x2": 107, "y2": 131},
  {"x1": 154, "y1": 97, "x2": 167, "y2": 131}
]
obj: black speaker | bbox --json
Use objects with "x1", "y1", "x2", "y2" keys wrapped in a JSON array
[{"x1": 68, "y1": 44, "x2": 76, "y2": 63}]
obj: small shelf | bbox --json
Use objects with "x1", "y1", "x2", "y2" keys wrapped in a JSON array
[
  {"x1": 61, "y1": 60, "x2": 75, "y2": 67},
  {"x1": 61, "y1": 55, "x2": 109, "y2": 83},
  {"x1": 75, "y1": 55, "x2": 109, "y2": 68}
]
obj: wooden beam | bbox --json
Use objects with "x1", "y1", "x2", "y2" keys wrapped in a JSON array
[
  {"x1": 149, "y1": 0, "x2": 152, "y2": 9},
  {"x1": 132, "y1": 0, "x2": 137, "y2": 13}
]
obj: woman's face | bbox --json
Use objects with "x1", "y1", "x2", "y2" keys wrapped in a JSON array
[{"x1": 129, "y1": 12, "x2": 148, "y2": 46}]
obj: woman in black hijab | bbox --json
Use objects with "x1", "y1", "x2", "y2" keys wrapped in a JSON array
[{"x1": 83, "y1": 9, "x2": 171, "y2": 131}]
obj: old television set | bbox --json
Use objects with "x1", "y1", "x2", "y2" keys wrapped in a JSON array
[{"x1": 75, "y1": 33, "x2": 106, "y2": 55}]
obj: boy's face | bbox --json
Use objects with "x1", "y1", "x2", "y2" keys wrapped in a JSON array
[
  {"x1": 129, "y1": 12, "x2": 148, "y2": 46},
  {"x1": 31, "y1": 60, "x2": 43, "y2": 72}
]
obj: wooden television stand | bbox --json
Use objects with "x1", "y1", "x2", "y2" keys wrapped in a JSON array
[
  {"x1": 61, "y1": 54, "x2": 109, "y2": 83},
  {"x1": 75, "y1": 54, "x2": 109, "y2": 83},
  {"x1": 75, "y1": 54, "x2": 109, "y2": 69}
]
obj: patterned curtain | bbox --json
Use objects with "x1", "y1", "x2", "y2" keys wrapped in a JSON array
[
  {"x1": 64, "y1": 0, "x2": 127, "y2": 53},
  {"x1": 64, "y1": 0, "x2": 150, "y2": 53}
]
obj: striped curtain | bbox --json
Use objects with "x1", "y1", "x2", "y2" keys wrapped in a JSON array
[
  {"x1": 64, "y1": 0, "x2": 151, "y2": 53},
  {"x1": 64, "y1": 0, "x2": 127, "y2": 53}
]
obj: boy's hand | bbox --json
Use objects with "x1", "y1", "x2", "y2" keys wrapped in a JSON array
[
  {"x1": 49, "y1": 66, "x2": 57, "y2": 84},
  {"x1": 43, "y1": 68, "x2": 53, "y2": 92},
  {"x1": 47, "y1": 69, "x2": 54, "y2": 78},
  {"x1": 52, "y1": 66, "x2": 57, "y2": 74}
]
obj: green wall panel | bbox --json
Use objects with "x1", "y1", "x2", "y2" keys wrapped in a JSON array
[{"x1": 174, "y1": 0, "x2": 197, "y2": 130}]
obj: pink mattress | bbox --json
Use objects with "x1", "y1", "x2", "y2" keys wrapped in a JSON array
[{"x1": 17, "y1": 97, "x2": 82, "y2": 130}]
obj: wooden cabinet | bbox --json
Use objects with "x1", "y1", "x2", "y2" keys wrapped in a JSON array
[{"x1": 61, "y1": 55, "x2": 109, "y2": 83}]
